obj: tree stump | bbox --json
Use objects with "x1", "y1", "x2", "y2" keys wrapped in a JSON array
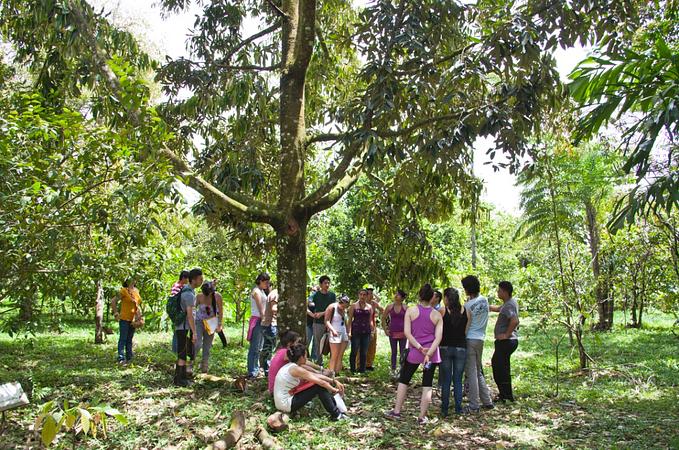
[
  {"x1": 266, "y1": 412, "x2": 289, "y2": 433},
  {"x1": 209, "y1": 410, "x2": 245, "y2": 449}
]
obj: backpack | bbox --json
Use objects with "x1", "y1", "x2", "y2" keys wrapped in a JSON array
[{"x1": 166, "y1": 286, "x2": 188, "y2": 327}]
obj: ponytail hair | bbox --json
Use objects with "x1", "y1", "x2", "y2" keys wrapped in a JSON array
[
  {"x1": 444, "y1": 287, "x2": 462, "y2": 319},
  {"x1": 418, "y1": 284, "x2": 434, "y2": 303}
]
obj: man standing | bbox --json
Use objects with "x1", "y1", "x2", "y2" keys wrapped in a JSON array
[
  {"x1": 490, "y1": 281, "x2": 520, "y2": 402},
  {"x1": 461, "y1": 275, "x2": 494, "y2": 413},
  {"x1": 364, "y1": 286, "x2": 383, "y2": 371},
  {"x1": 170, "y1": 270, "x2": 189, "y2": 353},
  {"x1": 174, "y1": 268, "x2": 202, "y2": 387},
  {"x1": 311, "y1": 276, "x2": 336, "y2": 366},
  {"x1": 247, "y1": 273, "x2": 270, "y2": 379}
]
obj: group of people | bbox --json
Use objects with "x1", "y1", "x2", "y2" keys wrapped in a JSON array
[
  {"x1": 258, "y1": 274, "x2": 520, "y2": 423},
  {"x1": 113, "y1": 270, "x2": 520, "y2": 424}
]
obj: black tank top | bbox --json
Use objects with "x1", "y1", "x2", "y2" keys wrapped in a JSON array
[{"x1": 441, "y1": 306, "x2": 468, "y2": 348}]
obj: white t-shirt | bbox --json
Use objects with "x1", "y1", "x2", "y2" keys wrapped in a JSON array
[
  {"x1": 250, "y1": 287, "x2": 267, "y2": 318},
  {"x1": 464, "y1": 295, "x2": 489, "y2": 341},
  {"x1": 273, "y1": 362, "x2": 299, "y2": 413}
]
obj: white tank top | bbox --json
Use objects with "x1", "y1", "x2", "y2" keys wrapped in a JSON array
[
  {"x1": 273, "y1": 362, "x2": 299, "y2": 413},
  {"x1": 330, "y1": 304, "x2": 346, "y2": 332},
  {"x1": 250, "y1": 287, "x2": 267, "y2": 317}
]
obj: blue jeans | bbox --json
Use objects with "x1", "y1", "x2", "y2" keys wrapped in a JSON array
[
  {"x1": 247, "y1": 319, "x2": 264, "y2": 376},
  {"x1": 349, "y1": 332, "x2": 371, "y2": 372},
  {"x1": 260, "y1": 325, "x2": 278, "y2": 374},
  {"x1": 117, "y1": 320, "x2": 135, "y2": 362},
  {"x1": 439, "y1": 346, "x2": 467, "y2": 415}
]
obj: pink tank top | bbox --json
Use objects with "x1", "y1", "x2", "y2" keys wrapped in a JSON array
[
  {"x1": 406, "y1": 305, "x2": 441, "y2": 364},
  {"x1": 388, "y1": 304, "x2": 406, "y2": 333}
]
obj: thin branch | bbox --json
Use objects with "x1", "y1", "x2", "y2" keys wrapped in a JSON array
[
  {"x1": 214, "y1": 62, "x2": 281, "y2": 71},
  {"x1": 218, "y1": 22, "x2": 282, "y2": 65},
  {"x1": 265, "y1": 0, "x2": 289, "y2": 18}
]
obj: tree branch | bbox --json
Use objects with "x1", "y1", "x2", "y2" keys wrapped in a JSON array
[
  {"x1": 67, "y1": 1, "x2": 283, "y2": 227},
  {"x1": 214, "y1": 62, "x2": 281, "y2": 71},
  {"x1": 217, "y1": 22, "x2": 282, "y2": 66}
]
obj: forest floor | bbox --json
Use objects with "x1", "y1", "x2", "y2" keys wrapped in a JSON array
[{"x1": 2, "y1": 312, "x2": 678, "y2": 449}]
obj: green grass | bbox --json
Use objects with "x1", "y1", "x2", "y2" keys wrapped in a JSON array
[{"x1": 1, "y1": 311, "x2": 678, "y2": 449}]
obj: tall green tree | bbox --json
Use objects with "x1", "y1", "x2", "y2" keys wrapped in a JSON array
[
  {"x1": 1, "y1": 0, "x2": 647, "y2": 334},
  {"x1": 569, "y1": 1, "x2": 678, "y2": 227}
]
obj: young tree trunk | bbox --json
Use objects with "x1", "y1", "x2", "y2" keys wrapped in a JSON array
[
  {"x1": 470, "y1": 219, "x2": 478, "y2": 269},
  {"x1": 547, "y1": 171, "x2": 573, "y2": 345},
  {"x1": 276, "y1": 218, "x2": 308, "y2": 337},
  {"x1": 585, "y1": 200, "x2": 610, "y2": 331},
  {"x1": 94, "y1": 280, "x2": 105, "y2": 344}
]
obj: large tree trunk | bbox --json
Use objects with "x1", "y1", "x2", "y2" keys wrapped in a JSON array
[
  {"x1": 276, "y1": 218, "x2": 308, "y2": 336},
  {"x1": 94, "y1": 280, "x2": 105, "y2": 344},
  {"x1": 275, "y1": 0, "x2": 316, "y2": 334}
]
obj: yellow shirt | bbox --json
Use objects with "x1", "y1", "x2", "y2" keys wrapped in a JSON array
[{"x1": 119, "y1": 287, "x2": 141, "y2": 322}]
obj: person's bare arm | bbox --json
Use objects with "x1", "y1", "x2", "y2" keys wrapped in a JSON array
[
  {"x1": 216, "y1": 293, "x2": 224, "y2": 332},
  {"x1": 465, "y1": 308, "x2": 472, "y2": 335},
  {"x1": 187, "y1": 306, "x2": 197, "y2": 342},
  {"x1": 498, "y1": 316, "x2": 519, "y2": 340},
  {"x1": 347, "y1": 305, "x2": 354, "y2": 336},
  {"x1": 290, "y1": 366, "x2": 340, "y2": 394},
  {"x1": 324, "y1": 304, "x2": 337, "y2": 336},
  {"x1": 369, "y1": 305, "x2": 376, "y2": 332},
  {"x1": 425, "y1": 313, "x2": 444, "y2": 364},
  {"x1": 111, "y1": 293, "x2": 120, "y2": 320},
  {"x1": 490, "y1": 304, "x2": 502, "y2": 313},
  {"x1": 404, "y1": 307, "x2": 422, "y2": 352}
]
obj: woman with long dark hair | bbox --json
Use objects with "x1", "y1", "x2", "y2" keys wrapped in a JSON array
[
  {"x1": 385, "y1": 284, "x2": 443, "y2": 425},
  {"x1": 439, "y1": 287, "x2": 471, "y2": 416}
]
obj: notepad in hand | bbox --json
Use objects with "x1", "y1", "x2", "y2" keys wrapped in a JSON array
[{"x1": 202, "y1": 316, "x2": 219, "y2": 335}]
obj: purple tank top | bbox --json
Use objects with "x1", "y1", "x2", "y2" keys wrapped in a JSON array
[
  {"x1": 388, "y1": 304, "x2": 406, "y2": 333},
  {"x1": 352, "y1": 306, "x2": 372, "y2": 334},
  {"x1": 406, "y1": 305, "x2": 441, "y2": 364}
]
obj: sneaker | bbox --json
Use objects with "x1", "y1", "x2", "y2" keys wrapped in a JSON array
[
  {"x1": 417, "y1": 416, "x2": 430, "y2": 426},
  {"x1": 334, "y1": 412, "x2": 350, "y2": 421},
  {"x1": 384, "y1": 410, "x2": 401, "y2": 420},
  {"x1": 481, "y1": 403, "x2": 495, "y2": 410},
  {"x1": 462, "y1": 406, "x2": 480, "y2": 414}
]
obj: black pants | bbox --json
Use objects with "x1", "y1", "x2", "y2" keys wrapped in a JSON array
[
  {"x1": 491, "y1": 339, "x2": 518, "y2": 400},
  {"x1": 399, "y1": 360, "x2": 438, "y2": 387},
  {"x1": 175, "y1": 329, "x2": 195, "y2": 362},
  {"x1": 290, "y1": 385, "x2": 340, "y2": 418},
  {"x1": 349, "y1": 332, "x2": 371, "y2": 372}
]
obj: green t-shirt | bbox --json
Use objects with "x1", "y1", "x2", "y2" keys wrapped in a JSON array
[{"x1": 312, "y1": 291, "x2": 336, "y2": 324}]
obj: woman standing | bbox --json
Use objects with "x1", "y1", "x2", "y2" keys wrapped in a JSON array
[
  {"x1": 324, "y1": 295, "x2": 350, "y2": 375},
  {"x1": 194, "y1": 282, "x2": 223, "y2": 373},
  {"x1": 348, "y1": 289, "x2": 374, "y2": 374},
  {"x1": 439, "y1": 287, "x2": 470, "y2": 416},
  {"x1": 112, "y1": 279, "x2": 142, "y2": 364},
  {"x1": 383, "y1": 290, "x2": 408, "y2": 378},
  {"x1": 386, "y1": 284, "x2": 442, "y2": 424}
]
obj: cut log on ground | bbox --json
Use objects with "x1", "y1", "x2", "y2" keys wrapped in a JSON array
[
  {"x1": 255, "y1": 425, "x2": 282, "y2": 450},
  {"x1": 266, "y1": 412, "x2": 289, "y2": 433},
  {"x1": 208, "y1": 410, "x2": 245, "y2": 449}
]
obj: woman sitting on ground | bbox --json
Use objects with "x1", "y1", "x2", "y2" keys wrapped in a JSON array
[
  {"x1": 385, "y1": 283, "x2": 443, "y2": 425},
  {"x1": 273, "y1": 343, "x2": 348, "y2": 421},
  {"x1": 268, "y1": 331, "x2": 335, "y2": 394}
]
